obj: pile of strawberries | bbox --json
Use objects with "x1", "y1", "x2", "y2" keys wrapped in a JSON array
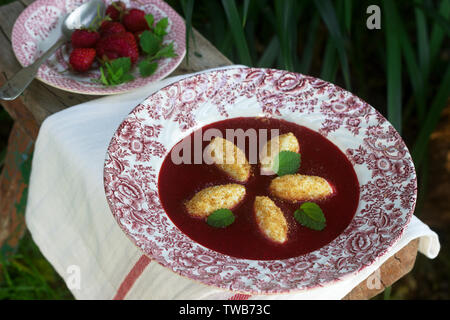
[{"x1": 68, "y1": 1, "x2": 151, "y2": 72}]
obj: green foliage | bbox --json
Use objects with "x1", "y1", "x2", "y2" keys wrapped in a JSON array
[
  {"x1": 314, "y1": 0, "x2": 352, "y2": 89},
  {"x1": 0, "y1": 0, "x2": 14, "y2": 6},
  {"x1": 0, "y1": 232, "x2": 74, "y2": 300},
  {"x1": 180, "y1": 0, "x2": 194, "y2": 64},
  {"x1": 382, "y1": 0, "x2": 403, "y2": 134},
  {"x1": 0, "y1": 148, "x2": 73, "y2": 300},
  {"x1": 221, "y1": 0, "x2": 253, "y2": 66}
]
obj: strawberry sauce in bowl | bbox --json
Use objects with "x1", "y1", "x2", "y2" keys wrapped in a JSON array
[{"x1": 158, "y1": 117, "x2": 360, "y2": 260}]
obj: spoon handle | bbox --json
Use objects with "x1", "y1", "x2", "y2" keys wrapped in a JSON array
[{"x1": 0, "y1": 37, "x2": 66, "y2": 101}]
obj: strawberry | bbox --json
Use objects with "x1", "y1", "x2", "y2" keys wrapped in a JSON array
[
  {"x1": 69, "y1": 48, "x2": 96, "y2": 72},
  {"x1": 96, "y1": 32, "x2": 139, "y2": 64},
  {"x1": 99, "y1": 21, "x2": 126, "y2": 37},
  {"x1": 71, "y1": 29, "x2": 100, "y2": 48},
  {"x1": 105, "y1": 1, "x2": 126, "y2": 21},
  {"x1": 123, "y1": 9, "x2": 149, "y2": 33}
]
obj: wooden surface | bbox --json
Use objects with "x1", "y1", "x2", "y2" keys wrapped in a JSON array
[
  {"x1": 0, "y1": 0, "x2": 420, "y2": 300},
  {"x1": 0, "y1": 123, "x2": 33, "y2": 253},
  {"x1": 343, "y1": 239, "x2": 419, "y2": 299}
]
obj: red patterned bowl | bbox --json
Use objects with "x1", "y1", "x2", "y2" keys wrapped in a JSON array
[
  {"x1": 104, "y1": 67, "x2": 417, "y2": 294},
  {"x1": 11, "y1": 0, "x2": 185, "y2": 95}
]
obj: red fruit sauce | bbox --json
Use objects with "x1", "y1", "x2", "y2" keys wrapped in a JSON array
[{"x1": 158, "y1": 117, "x2": 360, "y2": 260}]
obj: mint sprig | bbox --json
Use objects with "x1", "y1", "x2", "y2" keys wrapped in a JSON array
[
  {"x1": 139, "y1": 30, "x2": 161, "y2": 56},
  {"x1": 99, "y1": 57, "x2": 134, "y2": 86},
  {"x1": 138, "y1": 14, "x2": 177, "y2": 78},
  {"x1": 206, "y1": 209, "x2": 235, "y2": 228},
  {"x1": 154, "y1": 17, "x2": 169, "y2": 37},
  {"x1": 138, "y1": 60, "x2": 158, "y2": 77},
  {"x1": 273, "y1": 151, "x2": 301, "y2": 176},
  {"x1": 294, "y1": 202, "x2": 326, "y2": 231},
  {"x1": 144, "y1": 14, "x2": 154, "y2": 30}
]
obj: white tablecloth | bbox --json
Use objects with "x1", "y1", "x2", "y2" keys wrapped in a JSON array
[{"x1": 25, "y1": 66, "x2": 440, "y2": 299}]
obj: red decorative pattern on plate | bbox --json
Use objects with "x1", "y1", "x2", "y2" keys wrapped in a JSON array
[
  {"x1": 11, "y1": 0, "x2": 186, "y2": 95},
  {"x1": 104, "y1": 68, "x2": 417, "y2": 294}
]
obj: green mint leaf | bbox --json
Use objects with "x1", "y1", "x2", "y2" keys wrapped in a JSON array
[
  {"x1": 294, "y1": 202, "x2": 326, "y2": 231},
  {"x1": 153, "y1": 42, "x2": 177, "y2": 60},
  {"x1": 121, "y1": 73, "x2": 135, "y2": 83},
  {"x1": 100, "y1": 67, "x2": 109, "y2": 85},
  {"x1": 98, "y1": 57, "x2": 134, "y2": 86},
  {"x1": 111, "y1": 67, "x2": 124, "y2": 83},
  {"x1": 105, "y1": 62, "x2": 115, "y2": 76},
  {"x1": 140, "y1": 30, "x2": 161, "y2": 55},
  {"x1": 154, "y1": 17, "x2": 169, "y2": 37},
  {"x1": 139, "y1": 60, "x2": 158, "y2": 77},
  {"x1": 273, "y1": 150, "x2": 301, "y2": 176},
  {"x1": 145, "y1": 13, "x2": 154, "y2": 29},
  {"x1": 110, "y1": 57, "x2": 131, "y2": 74},
  {"x1": 206, "y1": 209, "x2": 235, "y2": 228}
]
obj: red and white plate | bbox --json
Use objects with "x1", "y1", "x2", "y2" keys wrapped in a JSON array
[
  {"x1": 11, "y1": 0, "x2": 185, "y2": 95},
  {"x1": 103, "y1": 67, "x2": 417, "y2": 294}
]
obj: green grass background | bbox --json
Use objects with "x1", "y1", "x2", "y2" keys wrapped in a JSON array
[{"x1": 0, "y1": 0, "x2": 449, "y2": 299}]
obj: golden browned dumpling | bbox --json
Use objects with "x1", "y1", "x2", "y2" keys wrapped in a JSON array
[
  {"x1": 259, "y1": 132, "x2": 300, "y2": 175},
  {"x1": 254, "y1": 196, "x2": 288, "y2": 244},
  {"x1": 205, "y1": 137, "x2": 251, "y2": 182},
  {"x1": 269, "y1": 174, "x2": 333, "y2": 202},
  {"x1": 185, "y1": 184, "x2": 246, "y2": 218}
]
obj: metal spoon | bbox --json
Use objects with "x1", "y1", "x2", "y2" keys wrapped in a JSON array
[{"x1": 0, "y1": 0, "x2": 105, "y2": 101}]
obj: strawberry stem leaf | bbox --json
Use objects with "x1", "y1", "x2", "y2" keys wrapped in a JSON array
[
  {"x1": 145, "y1": 13, "x2": 155, "y2": 30},
  {"x1": 98, "y1": 57, "x2": 134, "y2": 86},
  {"x1": 139, "y1": 60, "x2": 158, "y2": 77}
]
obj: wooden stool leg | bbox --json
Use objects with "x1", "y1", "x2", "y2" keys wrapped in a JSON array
[{"x1": 0, "y1": 122, "x2": 34, "y2": 255}]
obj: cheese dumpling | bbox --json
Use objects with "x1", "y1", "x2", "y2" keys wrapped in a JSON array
[
  {"x1": 269, "y1": 174, "x2": 333, "y2": 202},
  {"x1": 205, "y1": 137, "x2": 251, "y2": 182},
  {"x1": 185, "y1": 184, "x2": 246, "y2": 218},
  {"x1": 260, "y1": 132, "x2": 300, "y2": 175},
  {"x1": 254, "y1": 196, "x2": 288, "y2": 244}
]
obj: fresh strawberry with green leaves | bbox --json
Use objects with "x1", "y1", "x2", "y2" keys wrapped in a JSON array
[
  {"x1": 123, "y1": 8, "x2": 149, "y2": 32},
  {"x1": 105, "y1": 1, "x2": 126, "y2": 21},
  {"x1": 96, "y1": 32, "x2": 139, "y2": 64},
  {"x1": 71, "y1": 29, "x2": 100, "y2": 48},
  {"x1": 99, "y1": 20, "x2": 126, "y2": 37},
  {"x1": 69, "y1": 48, "x2": 96, "y2": 72}
]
